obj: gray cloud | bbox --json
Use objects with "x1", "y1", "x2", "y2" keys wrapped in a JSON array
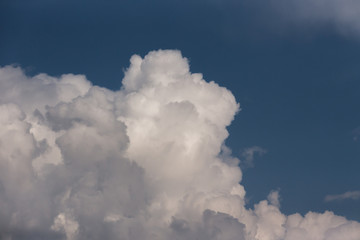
[
  {"x1": 272, "y1": 0, "x2": 360, "y2": 37},
  {"x1": 241, "y1": 146, "x2": 267, "y2": 168},
  {"x1": 352, "y1": 127, "x2": 360, "y2": 141},
  {"x1": 325, "y1": 191, "x2": 360, "y2": 202},
  {"x1": 0, "y1": 50, "x2": 359, "y2": 240}
]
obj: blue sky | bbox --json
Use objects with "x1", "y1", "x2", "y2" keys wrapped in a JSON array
[{"x1": 1, "y1": 0, "x2": 359, "y2": 223}]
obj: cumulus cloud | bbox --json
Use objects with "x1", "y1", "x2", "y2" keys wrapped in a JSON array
[
  {"x1": 0, "y1": 50, "x2": 359, "y2": 240},
  {"x1": 325, "y1": 191, "x2": 360, "y2": 202}
]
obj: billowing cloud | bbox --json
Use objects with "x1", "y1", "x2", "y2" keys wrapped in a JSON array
[
  {"x1": 325, "y1": 191, "x2": 360, "y2": 202},
  {"x1": 0, "y1": 50, "x2": 359, "y2": 240}
]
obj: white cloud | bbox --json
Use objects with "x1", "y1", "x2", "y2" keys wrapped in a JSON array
[
  {"x1": 325, "y1": 191, "x2": 360, "y2": 202},
  {"x1": 0, "y1": 50, "x2": 359, "y2": 239}
]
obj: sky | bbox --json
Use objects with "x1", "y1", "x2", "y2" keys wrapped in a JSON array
[{"x1": 0, "y1": 0, "x2": 360, "y2": 239}]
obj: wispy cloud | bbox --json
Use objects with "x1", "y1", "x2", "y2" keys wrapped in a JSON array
[
  {"x1": 325, "y1": 191, "x2": 360, "y2": 202},
  {"x1": 268, "y1": 0, "x2": 360, "y2": 38},
  {"x1": 352, "y1": 127, "x2": 360, "y2": 141},
  {"x1": 241, "y1": 146, "x2": 266, "y2": 168}
]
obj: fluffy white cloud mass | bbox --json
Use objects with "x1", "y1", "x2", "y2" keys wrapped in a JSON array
[{"x1": 0, "y1": 50, "x2": 359, "y2": 240}]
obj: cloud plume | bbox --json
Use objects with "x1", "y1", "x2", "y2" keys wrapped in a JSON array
[{"x1": 0, "y1": 50, "x2": 359, "y2": 240}]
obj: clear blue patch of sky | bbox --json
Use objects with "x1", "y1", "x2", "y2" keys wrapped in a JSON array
[{"x1": 1, "y1": 0, "x2": 359, "y2": 221}]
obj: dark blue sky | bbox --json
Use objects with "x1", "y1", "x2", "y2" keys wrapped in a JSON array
[{"x1": 1, "y1": 0, "x2": 359, "y2": 221}]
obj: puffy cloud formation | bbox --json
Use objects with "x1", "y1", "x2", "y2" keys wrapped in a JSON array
[
  {"x1": 0, "y1": 50, "x2": 359, "y2": 240},
  {"x1": 325, "y1": 191, "x2": 360, "y2": 202}
]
